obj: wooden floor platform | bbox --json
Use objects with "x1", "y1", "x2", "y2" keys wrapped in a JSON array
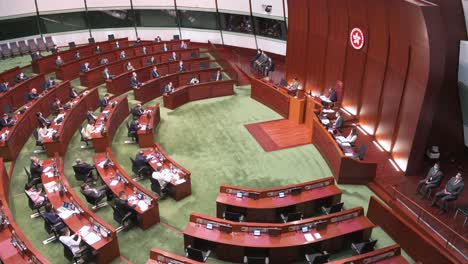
[{"x1": 245, "y1": 119, "x2": 312, "y2": 152}]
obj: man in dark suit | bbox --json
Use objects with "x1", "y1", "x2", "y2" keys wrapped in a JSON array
[
  {"x1": 102, "y1": 68, "x2": 114, "y2": 81},
  {"x1": 86, "y1": 110, "x2": 97, "y2": 123},
  {"x1": 73, "y1": 51, "x2": 80, "y2": 60},
  {"x1": 80, "y1": 62, "x2": 91, "y2": 73},
  {"x1": 55, "y1": 56, "x2": 64, "y2": 67},
  {"x1": 431, "y1": 172, "x2": 464, "y2": 212},
  {"x1": 119, "y1": 51, "x2": 127, "y2": 60},
  {"x1": 140, "y1": 46, "x2": 147, "y2": 55},
  {"x1": 51, "y1": 98, "x2": 63, "y2": 114},
  {"x1": 168, "y1": 52, "x2": 177, "y2": 62},
  {"x1": 263, "y1": 58, "x2": 273, "y2": 76},
  {"x1": 36, "y1": 112, "x2": 50, "y2": 127},
  {"x1": 251, "y1": 49, "x2": 262, "y2": 67},
  {"x1": 131, "y1": 104, "x2": 145, "y2": 118},
  {"x1": 70, "y1": 88, "x2": 79, "y2": 99},
  {"x1": 327, "y1": 112, "x2": 343, "y2": 132},
  {"x1": 43, "y1": 77, "x2": 56, "y2": 90},
  {"x1": 81, "y1": 183, "x2": 111, "y2": 202},
  {"x1": 95, "y1": 45, "x2": 102, "y2": 54},
  {"x1": 130, "y1": 72, "x2": 142, "y2": 89},
  {"x1": 0, "y1": 81, "x2": 9, "y2": 93},
  {"x1": 100, "y1": 94, "x2": 110, "y2": 110},
  {"x1": 329, "y1": 86, "x2": 338, "y2": 103},
  {"x1": 43, "y1": 203, "x2": 66, "y2": 234},
  {"x1": 177, "y1": 61, "x2": 185, "y2": 72},
  {"x1": 134, "y1": 150, "x2": 151, "y2": 172},
  {"x1": 128, "y1": 118, "x2": 140, "y2": 142},
  {"x1": 155, "y1": 36, "x2": 162, "y2": 42},
  {"x1": 212, "y1": 70, "x2": 222, "y2": 81},
  {"x1": 27, "y1": 88, "x2": 39, "y2": 101},
  {"x1": 146, "y1": 56, "x2": 156, "y2": 66},
  {"x1": 417, "y1": 162, "x2": 443, "y2": 198},
  {"x1": 114, "y1": 191, "x2": 137, "y2": 222},
  {"x1": 114, "y1": 41, "x2": 120, "y2": 49},
  {"x1": 74, "y1": 159, "x2": 96, "y2": 182},
  {"x1": 162, "y1": 82, "x2": 174, "y2": 94},
  {"x1": 0, "y1": 113, "x2": 14, "y2": 129},
  {"x1": 30, "y1": 156, "x2": 44, "y2": 183},
  {"x1": 31, "y1": 51, "x2": 42, "y2": 61},
  {"x1": 16, "y1": 72, "x2": 29, "y2": 83},
  {"x1": 151, "y1": 66, "x2": 160, "y2": 79},
  {"x1": 161, "y1": 43, "x2": 169, "y2": 52}
]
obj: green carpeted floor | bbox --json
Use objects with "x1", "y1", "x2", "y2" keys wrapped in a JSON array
[{"x1": 1, "y1": 55, "x2": 413, "y2": 263}]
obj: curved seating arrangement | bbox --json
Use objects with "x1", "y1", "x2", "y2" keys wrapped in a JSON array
[
  {"x1": 40, "y1": 154, "x2": 120, "y2": 263},
  {"x1": 0, "y1": 81, "x2": 72, "y2": 161},
  {"x1": 147, "y1": 248, "x2": 202, "y2": 264},
  {"x1": 32, "y1": 38, "x2": 129, "y2": 74},
  {"x1": 0, "y1": 158, "x2": 50, "y2": 264},
  {"x1": 134, "y1": 67, "x2": 221, "y2": 104},
  {"x1": 93, "y1": 150, "x2": 160, "y2": 229},
  {"x1": 216, "y1": 176, "x2": 341, "y2": 222},
  {"x1": 42, "y1": 87, "x2": 99, "y2": 157},
  {"x1": 136, "y1": 103, "x2": 161, "y2": 148},
  {"x1": 0, "y1": 73, "x2": 45, "y2": 115}
]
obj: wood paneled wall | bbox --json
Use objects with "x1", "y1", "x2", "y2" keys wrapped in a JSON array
[{"x1": 285, "y1": 0, "x2": 466, "y2": 175}]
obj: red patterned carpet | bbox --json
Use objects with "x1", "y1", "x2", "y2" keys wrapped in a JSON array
[{"x1": 245, "y1": 119, "x2": 312, "y2": 152}]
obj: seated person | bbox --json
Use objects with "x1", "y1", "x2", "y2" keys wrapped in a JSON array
[
  {"x1": 37, "y1": 125, "x2": 52, "y2": 144},
  {"x1": 0, "y1": 113, "x2": 15, "y2": 129},
  {"x1": 161, "y1": 43, "x2": 169, "y2": 52},
  {"x1": 140, "y1": 46, "x2": 147, "y2": 55},
  {"x1": 126, "y1": 62, "x2": 135, "y2": 72},
  {"x1": 30, "y1": 156, "x2": 43, "y2": 180},
  {"x1": 36, "y1": 112, "x2": 51, "y2": 127},
  {"x1": 131, "y1": 104, "x2": 145, "y2": 118},
  {"x1": 87, "y1": 109, "x2": 97, "y2": 123},
  {"x1": 114, "y1": 191, "x2": 137, "y2": 222},
  {"x1": 43, "y1": 203, "x2": 66, "y2": 234},
  {"x1": 151, "y1": 66, "x2": 160, "y2": 78},
  {"x1": 99, "y1": 57, "x2": 109, "y2": 65},
  {"x1": 31, "y1": 51, "x2": 42, "y2": 61},
  {"x1": 81, "y1": 121, "x2": 95, "y2": 140},
  {"x1": 100, "y1": 94, "x2": 110, "y2": 110},
  {"x1": 151, "y1": 167, "x2": 171, "y2": 198},
  {"x1": 168, "y1": 51, "x2": 177, "y2": 61},
  {"x1": 70, "y1": 88, "x2": 79, "y2": 99},
  {"x1": 51, "y1": 98, "x2": 63, "y2": 113},
  {"x1": 102, "y1": 68, "x2": 114, "y2": 80},
  {"x1": 326, "y1": 112, "x2": 343, "y2": 133},
  {"x1": 431, "y1": 172, "x2": 464, "y2": 212},
  {"x1": 417, "y1": 162, "x2": 443, "y2": 198},
  {"x1": 81, "y1": 183, "x2": 111, "y2": 201},
  {"x1": 287, "y1": 77, "x2": 300, "y2": 96},
  {"x1": 73, "y1": 51, "x2": 81, "y2": 60},
  {"x1": 24, "y1": 182, "x2": 46, "y2": 207},
  {"x1": 59, "y1": 228, "x2": 90, "y2": 260},
  {"x1": 155, "y1": 36, "x2": 162, "y2": 42},
  {"x1": 321, "y1": 87, "x2": 338, "y2": 107},
  {"x1": 134, "y1": 150, "x2": 151, "y2": 172},
  {"x1": 212, "y1": 70, "x2": 222, "y2": 81},
  {"x1": 43, "y1": 77, "x2": 56, "y2": 90},
  {"x1": 130, "y1": 72, "x2": 142, "y2": 89},
  {"x1": 55, "y1": 56, "x2": 64, "y2": 67},
  {"x1": 95, "y1": 45, "x2": 102, "y2": 54},
  {"x1": 180, "y1": 41, "x2": 188, "y2": 49},
  {"x1": 177, "y1": 61, "x2": 185, "y2": 72},
  {"x1": 162, "y1": 82, "x2": 174, "y2": 95},
  {"x1": 16, "y1": 72, "x2": 29, "y2": 83},
  {"x1": 146, "y1": 56, "x2": 156, "y2": 66},
  {"x1": 128, "y1": 118, "x2": 140, "y2": 142},
  {"x1": 340, "y1": 127, "x2": 358, "y2": 146},
  {"x1": 80, "y1": 62, "x2": 91, "y2": 73},
  {"x1": 74, "y1": 159, "x2": 96, "y2": 181},
  {"x1": 50, "y1": 45, "x2": 59, "y2": 54},
  {"x1": 0, "y1": 81, "x2": 9, "y2": 93},
  {"x1": 114, "y1": 41, "x2": 120, "y2": 49},
  {"x1": 188, "y1": 77, "x2": 199, "y2": 85},
  {"x1": 263, "y1": 58, "x2": 273, "y2": 76},
  {"x1": 27, "y1": 88, "x2": 39, "y2": 101},
  {"x1": 119, "y1": 51, "x2": 127, "y2": 60}
]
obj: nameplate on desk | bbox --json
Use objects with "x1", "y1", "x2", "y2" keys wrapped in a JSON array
[
  {"x1": 304, "y1": 182, "x2": 329, "y2": 190},
  {"x1": 330, "y1": 212, "x2": 358, "y2": 223}
]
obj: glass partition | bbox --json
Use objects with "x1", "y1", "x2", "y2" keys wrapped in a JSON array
[
  {"x1": 219, "y1": 13, "x2": 253, "y2": 34},
  {"x1": 134, "y1": 9, "x2": 178, "y2": 27},
  {"x1": 87, "y1": 9, "x2": 135, "y2": 29},
  {"x1": 177, "y1": 10, "x2": 219, "y2": 30},
  {"x1": 39, "y1": 12, "x2": 88, "y2": 33},
  {"x1": 253, "y1": 16, "x2": 287, "y2": 40},
  {"x1": 0, "y1": 16, "x2": 39, "y2": 40}
]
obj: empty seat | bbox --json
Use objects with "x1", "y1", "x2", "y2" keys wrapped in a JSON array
[
  {"x1": 1, "y1": 44, "x2": 11, "y2": 58},
  {"x1": 28, "y1": 39, "x2": 38, "y2": 53},
  {"x1": 305, "y1": 251, "x2": 329, "y2": 264},
  {"x1": 45, "y1": 36, "x2": 54, "y2": 50},
  {"x1": 18, "y1": 40, "x2": 30, "y2": 55},
  {"x1": 36, "y1": 38, "x2": 47, "y2": 51},
  {"x1": 9, "y1": 42, "x2": 20, "y2": 56}
]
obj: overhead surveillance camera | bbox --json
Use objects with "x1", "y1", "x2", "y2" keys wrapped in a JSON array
[{"x1": 265, "y1": 5, "x2": 272, "y2": 13}]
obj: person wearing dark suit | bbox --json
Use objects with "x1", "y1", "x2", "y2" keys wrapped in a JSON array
[
  {"x1": 140, "y1": 46, "x2": 147, "y2": 55},
  {"x1": 70, "y1": 88, "x2": 79, "y2": 99},
  {"x1": 86, "y1": 109, "x2": 97, "y2": 123},
  {"x1": 128, "y1": 118, "x2": 141, "y2": 142},
  {"x1": 43, "y1": 203, "x2": 66, "y2": 234},
  {"x1": 114, "y1": 191, "x2": 137, "y2": 222},
  {"x1": 431, "y1": 172, "x2": 464, "y2": 212},
  {"x1": 255, "y1": 51, "x2": 268, "y2": 71},
  {"x1": 114, "y1": 41, "x2": 120, "y2": 49},
  {"x1": 50, "y1": 45, "x2": 59, "y2": 54},
  {"x1": 36, "y1": 112, "x2": 50, "y2": 127},
  {"x1": 151, "y1": 66, "x2": 160, "y2": 79},
  {"x1": 0, "y1": 81, "x2": 9, "y2": 93},
  {"x1": 27, "y1": 88, "x2": 39, "y2": 101},
  {"x1": 327, "y1": 112, "x2": 343, "y2": 132},
  {"x1": 263, "y1": 58, "x2": 273, "y2": 76},
  {"x1": 102, "y1": 68, "x2": 114, "y2": 81},
  {"x1": 161, "y1": 43, "x2": 169, "y2": 52},
  {"x1": 74, "y1": 159, "x2": 96, "y2": 182},
  {"x1": 16, "y1": 72, "x2": 29, "y2": 83},
  {"x1": 177, "y1": 61, "x2": 185, "y2": 72},
  {"x1": 417, "y1": 163, "x2": 443, "y2": 198},
  {"x1": 100, "y1": 94, "x2": 110, "y2": 110},
  {"x1": 51, "y1": 98, "x2": 63, "y2": 114},
  {"x1": 73, "y1": 51, "x2": 80, "y2": 60},
  {"x1": 212, "y1": 70, "x2": 223, "y2": 81},
  {"x1": 162, "y1": 82, "x2": 174, "y2": 94},
  {"x1": 31, "y1": 51, "x2": 42, "y2": 61},
  {"x1": 0, "y1": 113, "x2": 14, "y2": 129},
  {"x1": 119, "y1": 51, "x2": 127, "y2": 60},
  {"x1": 130, "y1": 72, "x2": 142, "y2": 89},
  {"x1": 95, "y1": 45, "x2": 102, "y2": 54},
  {"x1": 44, "y1": 77, "x2": 56, "y2": 90},
  {"x1": 155, "y1": 36, "x2": 162, "y2": 42},
  {"x1": 251, "y1": 49, "x2": 261, "y2": 67},
  {"x1": 134, "y1": 150, "x2": 151, "y2": 172},
  {"x1": 168, "y1": 52, "x2": 177, "y2": 62},
  {"x1": 55, "y1": 56, "x2": 64, "y2": 67},
  {"x1": 146, "y1": 56, "x2": 156, "y2": 66},
  {"x1": 30, "y1": 156, "x2": 44, "y2": 183},
  {"x1": 329, "y1": 87, "x2": 338, "y2": 103},
  {"x1": 80, "y1": 62, "x2": 91, "y2": 73},
  {"x1": 81, "y1": 183, "x2": 110, "y2": 201},
  {"x1": 131, "y1": 104, "x2": 145, "y2": 118},
  {"x1": 135, "y1": 38, "x2": 142, "y2": 45},
  {"x1": 99, "y1": 57, "x2": 109, "y2": 65}
]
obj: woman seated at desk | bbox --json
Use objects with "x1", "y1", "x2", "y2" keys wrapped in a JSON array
[
  {"x1": 81, "y1": 120, "x2": 95, "y2": 140},
  {"x1": 337, "y1": 127, "x2": 358, "y2": 147}
]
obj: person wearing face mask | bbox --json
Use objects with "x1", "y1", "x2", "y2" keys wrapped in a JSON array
[{"x1": 416, "y1": 162, "x2": 443, "y2": 199}]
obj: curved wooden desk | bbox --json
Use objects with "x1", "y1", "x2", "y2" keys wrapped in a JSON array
[
  {"x1": 42, "y1": 88, "x2": 99, "y2": 157},
  {"x1": 0, "y1": 81, "x2": 71, "y2": 161},
  {"x1": 311, "y1": 115, "x2": 377, "y2": 184},
  {"x1": 0, "y1": 74, "x2": 45, "y2": 115},
  {"x1": 163, "y1": 79, "x2": 235, "y2": 110},
  {"x1": 0, "y1": 66, "x2": 21, "y2": 84},
  {"x1": 327, "y1": 244, "x2": 407, "y2": 264},
  {"x1": 134, "y1": 67, "x2": 220, "y2": 104},
  {"x1": 136, "y1": 103, "x2": 161, "y2": 148},
  {"x1": 32, "y1": 38, "x2": 129, "y2": 74},
  {"x1": 40, "y1": 154, "x2": 120, "y2": 263},
  {"x1": 0, "y1": 158, "x2": 50, "y2": 264},
  {"x1": 147, "y1": 248, "x2": 203, "y2": 264},
  {"x1": 106, "y1": 55, "x2": 208, "y2": 96},
  {"x1": 142, "y1": 144, "x2": 192, "y2": 201},
  {"x1": 93, "y1": 150, "x2": 160, "y2": 229},
  {"x1": 216, "y1": 177, "x2": 341, "y2": 222},
  {"x1": 184, "y1": 207, "x2": 374, "y2": 263},
  {"x1": 90, "y1": 96, "x2": 129, "y2": 152}
]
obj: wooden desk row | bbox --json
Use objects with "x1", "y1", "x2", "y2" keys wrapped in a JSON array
[
  {"x1": 0, "y1": 66, "x2": 21, "y2": 84},
  {"x1": 0, "y1": 158, "x2": 50, "y2": 264},
  {"x1": 56, "y1": 41, "x2": 193, "y2": 82},
  {"x1": 107, "y1": 56, "x2": 209, "y2": 96},
  {"x1": 0, "y1": 74, "x2": 45, "y2": 115},
  {"x1": 311, "y1": 115, "x2": 377, "y2": 184},
  {"x1": 0, "y1": 81, "x2": 72, "y2": 161},
  {"x1": 216, "y1": 176, "x2": 341, "y2": 222},
  {"x1": 93, "y1": 150, "x2": 160, "y2": 229},
  {"x1": 143, "y1": 144, "x2": 192, "y2": 201},
  {"x1": 42, "y1": 88, "x2": 100, "y2": 157},
  {"x1": 328, "y1": 244, "x2": 407, "y2": 264},
  {"x1": 163, "y1": 80, "x2": 235, "y2": 110},
  {"x1": 40, "y1": 154, "x2": 120, "y2": 263},
  {"x1": 184, "y1": 208, "x2": 374, "y2": 263},
  {"x1": 147, "y1": 248, "x2": 202, "y2": 264},
  {"x1": 80, "y1": 47, "x2": 198, "y2": 88},
  {"x1": 32, "y1": 38, "x2": 129, "y2": 74}
]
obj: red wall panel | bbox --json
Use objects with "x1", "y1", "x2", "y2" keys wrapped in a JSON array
[
  {"x1": 358, "y1": 0, "x2": 390, "y2": 134},
  {"x1": 342, "y1": 0, "x2": 368, "y2": 114},
  {"x1": 304, "y1": 0, "x2": 328, "y2": 95},
  {"x1": 323, "y1": 0, "x2": 348, "y2": 91}
]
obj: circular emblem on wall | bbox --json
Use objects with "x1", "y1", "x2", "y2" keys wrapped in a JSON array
[{"x1": 350, "y1": 28, "x2": 365, "y2": 50}]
